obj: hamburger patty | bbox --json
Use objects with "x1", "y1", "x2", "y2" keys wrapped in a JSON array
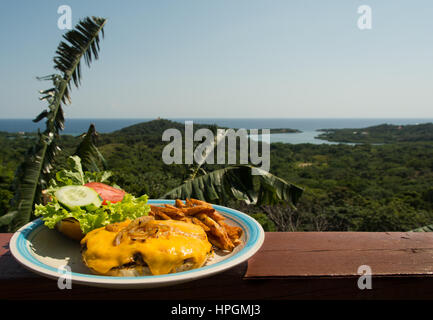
[{"x1": 80, "y1": 216, "x2": 213, "y2": 276}]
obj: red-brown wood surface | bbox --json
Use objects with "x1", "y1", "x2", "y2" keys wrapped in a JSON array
[
  {"x1": 245, "y1": 232, "x2": 433, "y2": 278},
  {"x1": 2, "y1": 232, "x2": 433, "y2": 300}
]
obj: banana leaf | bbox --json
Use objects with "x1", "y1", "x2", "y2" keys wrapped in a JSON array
[
  {"x1": 410, "y1": 224, "x2": 433, "y2": 232},
  {"x1": 1, "y1": 17, "x2": 107, "y2": 231},
  {"x1": 162, "y1": 165, "x2": 303, "y2": 206},
  {"x1": 74, "y1": 124, "x2": 108, "y2": 172}
]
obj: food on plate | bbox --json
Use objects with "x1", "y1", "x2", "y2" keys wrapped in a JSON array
[
  {"x1": 80, "y1": 216, "x2": 213, "y2": 276},
  {"x1": 149, "y1": 198, "x2": 243, "y2": 252},
  {"x1": 84, "y1": 182, "x2": 126, "y2": 205},
  {"x1": 33, "y1": 156, "x2": 152, "y2": 241},
  {"x1": 79, "y1": 197, "x2": 243, "y2": 276},
  {"x1": 35, "y1": 183, "x2": 151, "y2": 241},
  {"x1": 32, "y1": 155, "x2": 243, "y2": 277},
  {"x1": 55, "y1": 185, "x2": 103, "y2": 210}
]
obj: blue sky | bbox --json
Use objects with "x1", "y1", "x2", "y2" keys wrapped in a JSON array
[{"x1": 1, "y1": 0, "x2": 433, "y2": 118}]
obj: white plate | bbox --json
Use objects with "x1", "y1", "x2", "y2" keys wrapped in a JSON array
[{"x1": 9, "y1": 200, "x2": 265, "y2": 289}]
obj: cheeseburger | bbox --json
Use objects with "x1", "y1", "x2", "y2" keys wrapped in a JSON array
[{"x1": 80, "y1": 216, "x2": 213, "y2": 276}]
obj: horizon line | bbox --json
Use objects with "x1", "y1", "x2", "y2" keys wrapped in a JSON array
[{"x1": 2, "y1": 117, "x2": 433, "y2": 120}]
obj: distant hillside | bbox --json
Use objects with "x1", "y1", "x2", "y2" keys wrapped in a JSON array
[
  {"x1": 102, "y1": 118, "x2": 301, "y2": 144},
  {"x1": 112, "y1": 119, "x2": 187, "y2": 136},
  {"x1": 269, "y1": 128, "x2": 301, "y2": 134},
  {"x1": 101, "y1": 119, "x2": 221, "y2": 145},
  {"x1": 317, "y1": 123, "x2": 433, "y2": 143}
]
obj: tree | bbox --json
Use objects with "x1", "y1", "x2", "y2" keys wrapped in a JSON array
[{"x1": 0, "y1": 17, "x2": 107, "y2": 231}]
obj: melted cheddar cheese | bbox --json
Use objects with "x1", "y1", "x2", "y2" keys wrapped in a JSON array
[{"x1": 80, "y1": 219, "x2": 212, "y2": 275}]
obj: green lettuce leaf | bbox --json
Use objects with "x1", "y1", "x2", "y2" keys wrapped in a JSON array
[
  {"x1": 34, "y1": 193, "x2": 150, "y2": 234},
  {"x1": 35, "y1": 155, "x2": 150, "y2": 234}
]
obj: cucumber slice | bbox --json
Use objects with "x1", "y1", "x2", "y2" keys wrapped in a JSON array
[{"x1": 55, "y1": 185, "x2": 102, "y2": 210}]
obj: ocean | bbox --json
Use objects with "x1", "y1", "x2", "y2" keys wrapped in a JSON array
[{"x1": 1, "y1": 118, "x2": 432, "y2": 144}]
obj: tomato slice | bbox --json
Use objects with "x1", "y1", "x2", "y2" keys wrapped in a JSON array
[{"x1": 84, "y1": 182, "x2": 126, "y2": 205}]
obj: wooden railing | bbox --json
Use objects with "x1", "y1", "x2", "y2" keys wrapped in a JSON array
[{"x1": 1, "y1": 232, "x2": 433, "y2": 299}]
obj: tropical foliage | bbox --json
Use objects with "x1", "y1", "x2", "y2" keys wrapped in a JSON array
[
  {"x1": 74, "y1": 123, "x2": 108, "y2": 172},
  {"x1": 163, "y1": 165, "x2": 303, "y2": 206},
  {"x1": 0, "y1": 17, "x2": 303, "y2": 232},
  {"x1": 4, "y1": 120, "x2": 433, "y2": 232},
  {"x1": 1, "y1": 17, "x2": 106, "y2": 231}
]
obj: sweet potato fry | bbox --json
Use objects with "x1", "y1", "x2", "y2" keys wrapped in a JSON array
[
  {"x1": 163, "y1": 204, "x2": 178, "y2": 210},
  {"x1": 219, "y1": 221, "x2": 243, "y2": 246},
  {"x1": 181, "y1": 206, "x2": 215, "y2": 216},
  {"x1": 196, "y1": 213, "x2": 234, "y2": 251},
  {"x1": 149, "y1": 205, "x2": 159, "y2": 216},
  {"x1": 150, "y1": 205, "x2": 172, "y2": 220},
  {"x1": 185, "y1": 198, "x2": 194, "y2": 207},
  {"x1": 153, "y1": 199, "x2": 241, "y2": 251},
  {"x1": 206, "y1": 234, "x2": 227, "y2": 250},
  {"x1": 159, "y1": 206, "x2": 185, "y2": 219},
  {"x1": 189, "y1": 198, "x2": 213, "y2": 207},
  {"x1": 175, "y1": 199, "x2": 186, "y2": 208},
  {"x1": 156, "y1": 211, "x2": 171, "y2": 220},
  {"x1": 220, "y1": 221, "x2": 242, "y2": 238},
  {"x1": 191, "y1": 217, "x2": 211, "y2": 232},
  {"x1": 206, "y1": 210, "x2": 225, "y2": 222}
]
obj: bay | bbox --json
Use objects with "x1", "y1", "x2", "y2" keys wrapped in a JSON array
[{"x1": 1, "y1": 118, "x2": 432, "y2": 144}]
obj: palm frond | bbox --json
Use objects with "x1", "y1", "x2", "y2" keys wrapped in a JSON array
[
  {"x1": 162, "y1": 165, "x2": 303, "y2": 207},
  {"x1": 53, "y1": 16, "x2": 106, "y2": 103},
  {"x1": 1, "y1": 17, "x2": 107, "y2": 231}
]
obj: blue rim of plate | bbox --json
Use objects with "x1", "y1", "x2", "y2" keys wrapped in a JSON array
[{"x1": 10, "y1": 200, "x2": 265, "y2": 286}]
